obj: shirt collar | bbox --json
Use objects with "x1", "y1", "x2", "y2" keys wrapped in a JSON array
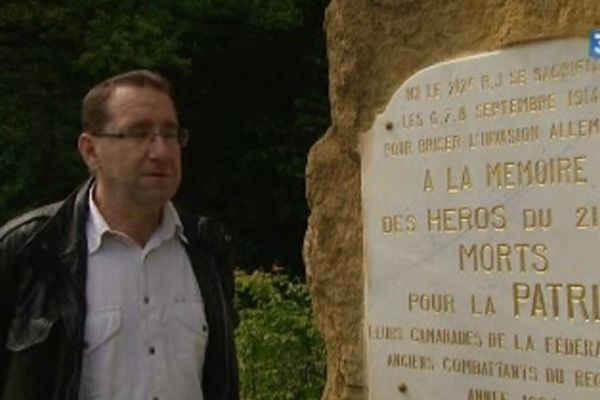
[
  {"x1": 87, "y1": 186, "x2": 187, "y2": 254},
  {"x1": 155, "y1": 201, "x2": 188, "y2": 247}
]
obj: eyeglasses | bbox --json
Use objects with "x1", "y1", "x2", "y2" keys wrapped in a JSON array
[{"x1": 90, "y1": 128, "x2": 189, "y2": 147}]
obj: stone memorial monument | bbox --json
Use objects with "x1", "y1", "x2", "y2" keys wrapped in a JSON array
[
  {"x1": 365, "y1": 38, "x2": 600, "y2": 400},
  {"x1": 304, "y1": 1, "x2": 600, "y2": 399}
]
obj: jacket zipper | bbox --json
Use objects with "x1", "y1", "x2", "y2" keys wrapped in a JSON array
[
  {"x1": 65, "y1": 353, "x2": 80, "y2": 400},
  {"x1": 214, "y1": 277, "x2": 231, "y2": 400}
]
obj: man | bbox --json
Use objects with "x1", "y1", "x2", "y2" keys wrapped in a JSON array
[{"x1": 0, "y1": 70, "x2": 239, "y2": 399}]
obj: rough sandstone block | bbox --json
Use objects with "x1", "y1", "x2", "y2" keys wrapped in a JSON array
[{"x1": 303, "y1": 1, "x2": 600, "y2": 399}]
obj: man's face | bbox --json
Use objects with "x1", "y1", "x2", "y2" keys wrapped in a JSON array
[{"x1": 90, "y1": 85, "x2": 182, "y2": 209}]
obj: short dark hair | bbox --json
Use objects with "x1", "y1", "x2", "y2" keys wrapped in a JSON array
[{"x1": 81, "y1": 70, "x2": 173, "y2": 132}]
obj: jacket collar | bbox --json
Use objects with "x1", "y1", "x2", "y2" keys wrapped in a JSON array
[{"x1": 34, "y1": 178, "x2": 92, "y2": 261}]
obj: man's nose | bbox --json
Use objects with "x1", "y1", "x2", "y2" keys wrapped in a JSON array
[{"x1": 147, "y1": 134, "x2": 176, "y2": 158}]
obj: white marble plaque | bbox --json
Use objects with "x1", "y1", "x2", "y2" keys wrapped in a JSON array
[{"x1": 363, "y1": 38, "x2": 600, "y2": 400}]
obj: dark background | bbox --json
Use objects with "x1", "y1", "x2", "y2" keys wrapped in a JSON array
[{"x1": 0, "y1": 0, "x2": 330, "y2": 277}]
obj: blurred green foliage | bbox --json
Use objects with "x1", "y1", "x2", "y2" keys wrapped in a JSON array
[
  {"x1": 0, "y1": 0, "x2": 329, "y2": 275},
  {"x1": 235, "y1": 270, "x2": 326, "y2": 399}
]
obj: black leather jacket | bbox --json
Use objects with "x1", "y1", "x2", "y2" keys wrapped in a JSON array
[{"x1": 0, "y1": 181, "x2": 239, "y2": 399}]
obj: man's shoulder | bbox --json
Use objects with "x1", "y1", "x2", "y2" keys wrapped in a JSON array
[
  {"x1": 0, "y1": 180, "x2": 90, "y2": 243},
  {"x1": 0, "y1": 201, "x2": 63, "y2": 241},
  {"x1": 175, "y1": 206, "x2": 232, "y2": 254},
  {"x1": 196, "y1": 216, "x2": 232, "y2": 245}
]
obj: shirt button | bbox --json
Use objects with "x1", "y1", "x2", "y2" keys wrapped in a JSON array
[
  {"x1": 143, "y1": 296, "x2": 150, "y2": 304},
  {"x1": 149, "y1": 346, "x2": 156, "y2": 355}
]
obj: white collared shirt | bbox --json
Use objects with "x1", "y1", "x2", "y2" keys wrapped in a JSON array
[{"x1": 79, "y1": 192, "x2": 207, "y2": 400}]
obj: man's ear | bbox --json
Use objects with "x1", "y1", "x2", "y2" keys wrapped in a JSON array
[{"x1": 78, "y1": 132, "x2": 99, "y2": 173}]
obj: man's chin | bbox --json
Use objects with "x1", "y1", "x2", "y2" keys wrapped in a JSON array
[
  {"x1": 141, "y1": 174, "x2": 176, "y2": 185},
  {"x1": 135, "y1": 185, "x2": 178, "y2": 207}
]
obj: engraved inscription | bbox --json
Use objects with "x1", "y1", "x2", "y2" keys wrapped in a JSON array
[{"x1": 365, "y1": 39, "x2": 600, "y2": 399}]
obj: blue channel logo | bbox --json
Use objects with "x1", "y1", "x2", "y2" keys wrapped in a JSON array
[{"x1": 590, "y1": 29, "x2": 600, "y2": 59}]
